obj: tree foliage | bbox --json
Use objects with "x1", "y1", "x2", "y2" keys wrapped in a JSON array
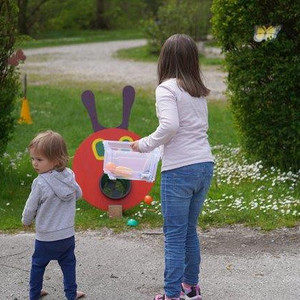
[
  {"x1": 17, "y1": 0, "x2": 95, "y2": 34},
  {"x1": 17, "y1": 0, "x2": 52, "y2": 34},
  {"x1": 0, "y1": 0, "x2": 20, "y2": 158},
  {"x1": 16, "y1": 0, "x2": 161, "y2": 34},
  {"x1": 144, "y1": 0, "x2": 213, "y2": 54},
  {"x1": 212, "y1": 0, "x2": 300, "y2": 171},
  {"x1": 98, "y1": 0, "x2": 149, "y2": 29}
]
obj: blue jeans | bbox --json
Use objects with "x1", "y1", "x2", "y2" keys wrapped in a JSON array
[
  {"x1": 161, "y1": 162, "x2": 214, "y2": 298},
  {"x1": 30, "y1": 236, "x2": 77, "y2": 300}
]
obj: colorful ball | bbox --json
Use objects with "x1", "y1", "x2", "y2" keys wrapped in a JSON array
[
  {"x1": 127, "y1": 218, "x2": 138, "y2": 227},
  {"x1": 144, "y1": 195, "x2": 153, "y2": 205}
]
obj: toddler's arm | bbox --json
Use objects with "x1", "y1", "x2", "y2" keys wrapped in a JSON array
[
  {"x1": 21, "y1": 179, "x2": 41, "y2": 226},
  {"x1": 70, "y1": 169, "x2": 82, "y2": 200}
]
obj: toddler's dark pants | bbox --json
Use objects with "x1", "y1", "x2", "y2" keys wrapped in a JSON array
[{"x1": 29, "y1": 236, "x2": 77, "y2": 300}]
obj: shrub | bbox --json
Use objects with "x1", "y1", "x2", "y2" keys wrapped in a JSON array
[
  {"x1": 144, "y1": 0, "x2": 213, "y2": 54},
  {"x1": 211, "y1": 0, "x2": 300, "y2": 171},
  {"x1": 100, "y1": 0, "x2": 148, "y2": 29},
  {"x1": 0, "y1": 0, "x2": 20, "y2": 158}
]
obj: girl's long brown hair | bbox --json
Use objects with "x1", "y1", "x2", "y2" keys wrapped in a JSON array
[{"x1": 157, "y1": 34, "x2": 210, "y2": 97}]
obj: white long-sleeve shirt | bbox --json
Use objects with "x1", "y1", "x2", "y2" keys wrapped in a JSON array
[{"x1": 138, "y1": 78, "x2": 214, "y2": 171}]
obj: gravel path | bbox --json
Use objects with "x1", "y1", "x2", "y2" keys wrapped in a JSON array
[
  {"x1": 21, "y1": 39, "x2": 227, "y2": 100},
  {"x1": 1, "y1": 226, "x2": 299, "y2": 300}
]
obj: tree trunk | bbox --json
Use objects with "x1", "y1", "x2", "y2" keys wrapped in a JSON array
[
  {"x1": 95, "y1": 0, "x2": 108, "y2": 29},
  {"x1": 18, "y1": 0, "x2": 29, "y2": 34}
]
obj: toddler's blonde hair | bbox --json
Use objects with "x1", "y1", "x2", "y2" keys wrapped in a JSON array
[{"x1": 28, "y1": 130, "x2": 68, "y2": 171}]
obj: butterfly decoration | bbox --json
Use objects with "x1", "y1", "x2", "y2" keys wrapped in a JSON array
[
  {"x1": 253, "y1": 25, "x2": 282, "y2": 42},
  {"x1": 7, "y1": 49, "x2": 26, "y2": 66}
]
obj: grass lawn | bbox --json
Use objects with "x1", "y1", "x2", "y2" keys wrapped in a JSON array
[
  {"x1": 1, "y1": 31, "x2": 299, "y2": 232},
  {"x1": 116, "y1": 45, "x2": 224, "y2": 66},
  {"x1": 18, "y1": 29, "x2": 144, "y2": 49},
  {"x1": 0, "y1": 85, "x2": 299, "y2": 232}
]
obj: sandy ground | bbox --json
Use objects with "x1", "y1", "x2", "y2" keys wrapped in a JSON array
[{"x1": 20, "y1": 39, "x2": 227, "y2": 100}]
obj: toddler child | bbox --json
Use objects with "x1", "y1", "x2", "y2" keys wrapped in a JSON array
[{"x1": 22, "y1": 130, "x2": 85, "y2": 300}]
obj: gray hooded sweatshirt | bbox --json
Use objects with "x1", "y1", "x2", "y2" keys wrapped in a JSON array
[{"x1": 22, "y1": 167, "x2": 82, "y2": 241}]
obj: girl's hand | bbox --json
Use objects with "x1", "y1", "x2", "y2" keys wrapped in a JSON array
[{"x1": 130, "y1": 141, "x2": 140, "y2": 152}]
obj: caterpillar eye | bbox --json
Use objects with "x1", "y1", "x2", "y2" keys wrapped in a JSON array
[
  {"x1": 74, "y1": 86, "x2": 154, "y2": 211},
  {"x1": 119, "y1": 136, "x2": 134, "y2": 142},
  {"x1": 91, "y1": 136, "x2": 134, "y2": 160},
  {"x1": 92, "y1": 138, "x2": 104, "y2": 160}
]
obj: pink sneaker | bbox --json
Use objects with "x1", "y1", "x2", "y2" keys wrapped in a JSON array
[{"x1": 180, "y1": 284, "x2": 202, "y2": 300}]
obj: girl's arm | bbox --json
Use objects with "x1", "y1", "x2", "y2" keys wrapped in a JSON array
[{"x1": 137, "y1": 85, "x2": 179, "y2": 152}]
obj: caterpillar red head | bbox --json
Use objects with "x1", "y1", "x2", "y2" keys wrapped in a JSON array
[{"x1": 73, "y1": 86, "x2": 154, "y2": 211}]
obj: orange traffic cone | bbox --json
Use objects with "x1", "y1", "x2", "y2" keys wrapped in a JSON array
[
  {"x1": 18, "y1": 97, "x2": 33, "y2": 124},
  {"x1": 18, "y1": 73, "x2": 32, "y2": 124}
]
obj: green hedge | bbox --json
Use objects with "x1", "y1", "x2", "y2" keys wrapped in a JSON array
[
  {"x1": 211, "y1": 0, "x2": 300, "y2": 171},
  {"x1": 0, "y1": 1, "x2": 20, "y2": 158}
]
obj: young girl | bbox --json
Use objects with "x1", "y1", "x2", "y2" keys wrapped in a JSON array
[
  {"x1": 131, "y1": 34, "x2": 214, "y2": 300},
  {"x1": 22, "y1": 130, "x2": 85, "y2": 300}
]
